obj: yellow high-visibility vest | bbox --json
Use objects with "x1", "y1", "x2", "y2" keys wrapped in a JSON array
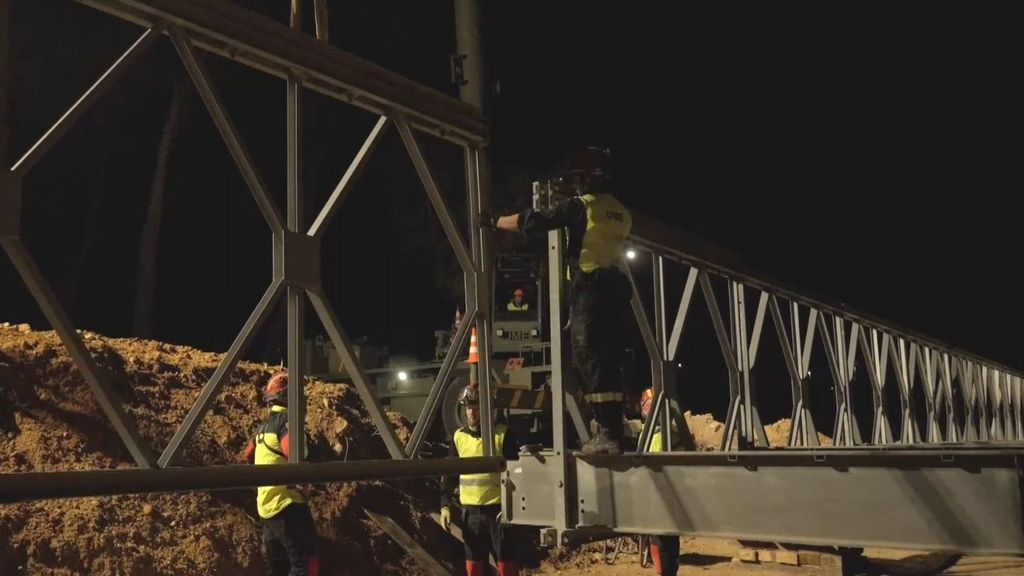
[
  {"x1": 578, "y1": 194, "x2": 631, "y2": 273},
  {"x1": 254, "y1": 405, "x2": 306, "y2": 519},
  {"x1": 453, "y1": 424, "x2": 507, "y2": 506}
]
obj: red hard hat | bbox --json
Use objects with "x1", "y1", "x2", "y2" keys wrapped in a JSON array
[{"x1": 264, "y1": 372, "x2": 288, "y2": 405}]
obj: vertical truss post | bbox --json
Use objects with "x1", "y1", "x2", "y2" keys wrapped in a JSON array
[
  {"x1": 916, "y1": 347, "x2": 942, "y2": 444},
  {"x1": 721, "y1": 282, "x2": 743, "y2": 449},
  {"x1": 836, "y1": 318, "x2": 862, "y2": 445},
  {"x1": 1001, "y1": 372, "x2": 1014, "y2": 440},
  {"x1": 471, "y1": 147, "x2": 495, "y2": 457},
  {"x1": 285, "y1": 72, "x2": 306, "y2": 462},
  {"x1": 938, "y1": 353, "x2": 961, "y2": 442},
  {"x1": 770, "y1": 298, "x2": 819, "y2": 447},
  {"x1": 888, "y1": 338, "x2": 921, "y2": 443},
  {"x1": 667, "y1": 267, "x2": 698, "y2": 450},
  {"x1": 988, "y1": 369, "x2": 1006, "y2": 441},
  {"x1": 697, "y1": 273, "x2": 737, "y2": 449},
  {"x1": 548, "y1": 228, "x2": 572, "y2": 539},
  {"x1": 860, "y1": 328, "x2": 893, "y2": 444},
  {"x1": 818, "y1": 313, "x2": 861, "y2": 446},
  {"x1": 652, "y1": 256, "x2": 673, "y2": 450},
  {"x1": 625, "y1": 257, "x2": 661, "y2": 446},
  {"x1": 959, "y1": 360, "x2": 979, "y2": 442},
  {"x1": 1001, "y1": 373, "x2": 1014, "y2": 440},
  {"x1": 976, "y1": 364, "x2": 991, "y2": 441},
  {"x1": 729, "y1": 282, "x2": 767, "y2": 448},
  {"x1": 636, "y1": 260, "x2": 696, "y2": 452},
  {"x1": 1012, "y1": 375, "x2": 1023, "y2": 440}
]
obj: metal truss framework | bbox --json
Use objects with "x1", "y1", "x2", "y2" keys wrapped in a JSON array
[
  {"x1": 0, "y1": 0, "x2": 496, "y2": 487},
  {"x1": 2, "y1": 1, "x2": 1023, "y2": 554},
  {"x1": 532, "y1": 209, "x2": 1024, "y2": 550},
  {"x1": 624, "y1": 212, "x2": 1023, "y2": 452},
  {"x1": 506, "y1": 449, "x2": 1024, "y2": 554}
]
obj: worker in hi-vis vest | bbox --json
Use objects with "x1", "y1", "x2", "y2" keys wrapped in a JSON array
[
  {"x1": 439, "y1": 383, "x2": 522, "y2": 576},
  {"x1": 507, "y1": 288, "x2": 529, "y2": 311},
  {"x1": 639, "y1": 388, "x2": 681, "y2": 575},
  {"x1": 242, "y1": 372, "x2": 320, "y2": 576},
  {"x1": 486, "y1": 146, "x2": 633, "y2": 454}
]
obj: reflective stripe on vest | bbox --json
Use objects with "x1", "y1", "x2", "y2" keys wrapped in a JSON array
[
  {"x1": 584, "y1": 391, "x2": 625, "y2": 403},
  {"x1": 254, "y1": 405, "x2": 306, "y2": 519},
  {"x1": 579, "y1": 194, "x2": 632, "y2": 273},
  {"x1": 453, "y1": 424, "x2": 507, "y2": 506},
  {"x1": 460, "y1": 474, "x2": 501, "y2": 487}
]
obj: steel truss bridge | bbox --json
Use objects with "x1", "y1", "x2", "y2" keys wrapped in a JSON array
[{"x1": 1, "y1": 0, "x2": 1021, "y2": 556}]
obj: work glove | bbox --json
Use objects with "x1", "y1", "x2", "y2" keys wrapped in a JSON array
[
  {"x1": 440, "y1": 507, "x2": 452, "y2": 532},
  {"x1": 481, "y1": 213, "x2": 499, "y2": 229}
]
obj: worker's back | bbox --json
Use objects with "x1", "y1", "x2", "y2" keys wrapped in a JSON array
[
  {"x1": 578, "y1": 193, "x2": 632, "y2": 272},
  {"x1": 253, "y1": 406, "x2": 306, "y2": 519}
]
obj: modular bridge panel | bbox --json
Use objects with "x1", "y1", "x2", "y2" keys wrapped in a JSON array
[{"x1": 505, "y1": 450, "x2": 1024, "y2": 555}]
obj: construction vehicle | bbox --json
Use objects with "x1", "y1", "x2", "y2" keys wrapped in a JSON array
[
  {"x1": 304, "y1": 248, "x2": 558, "y2": 444},
  {"x1": 355, "y1": 249, "x2": 559, "y2": 444}
]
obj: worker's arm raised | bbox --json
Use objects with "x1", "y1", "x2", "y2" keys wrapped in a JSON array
[{"x1": 484, "y1": 196, "x2": 585, "y2": 235}]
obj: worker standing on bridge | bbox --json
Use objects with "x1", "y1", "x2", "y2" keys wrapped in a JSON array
[
  {"x1": 241, "y1": 372, "x2": 320, "y2": 576},
  {"x1": 440, "y1": 383, "x2": 523, "y2": 576},
  {"x1": 486, "y1": 147, "x2": 633, "y2": 454},
  {"x1": 639, "y1": 388, "x2": 680, "y2": 575}
]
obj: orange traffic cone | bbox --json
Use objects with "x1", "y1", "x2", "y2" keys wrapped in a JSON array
[{"x1": 467, "y1": 327, "x2": 479, "y2": 364}]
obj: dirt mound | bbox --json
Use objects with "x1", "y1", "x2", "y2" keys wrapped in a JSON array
[
  {"x1": 0, "y1": 325, "x2": 840, "y2": 574},
  {"x1": 682, "y1": 411, "x2": 725, "y2": 450},
  {"x1": 763, "y1": 418, "x2": 833, "y2": 447},
  {"x1": 0, "y1": 326, "x2": 454, "y2": 575},
  {"x1": 681, "y1": 411, "x2": 834, "y2": 450}
]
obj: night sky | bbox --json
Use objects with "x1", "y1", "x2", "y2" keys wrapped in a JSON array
[{"x1": 2, "y1": 2, "x2": 1020, "y2": 425}]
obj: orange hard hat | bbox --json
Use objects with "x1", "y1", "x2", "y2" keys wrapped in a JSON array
[{"x1": 640, "y1": 388, "x2": 655, "y2": 420}]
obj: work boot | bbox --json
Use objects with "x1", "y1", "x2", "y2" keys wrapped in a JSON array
[
  {"x1": 581, "y1": 428, "x2": 622, "y2": 455},
  {"x1": 658, "y1": 548, "x2": 679, "y2": 576},
  {"x1": 582, "y1": 406, "x2": 624, "y2": 454},
  {"x1": 465, "y1": 560, "x2": 487, "y2": 576},
  {"x1": 497, "y1": 561, "x2": 519, "y2": 576}
]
